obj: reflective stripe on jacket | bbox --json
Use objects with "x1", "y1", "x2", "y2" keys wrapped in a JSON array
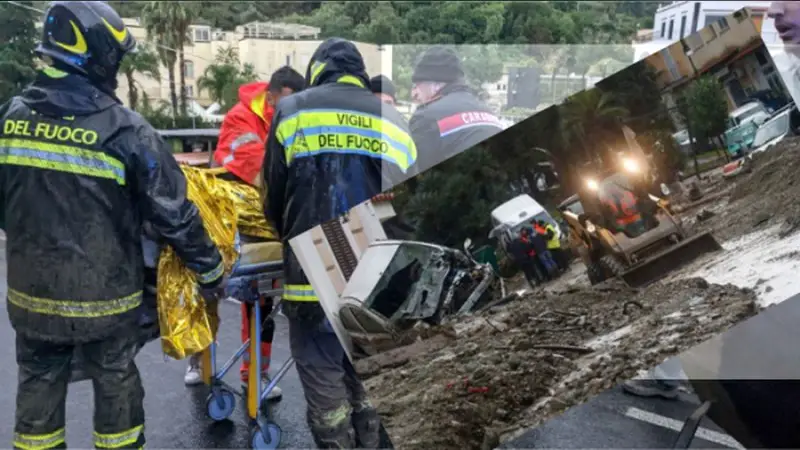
[
  {"x1": 0, "y1": 69, "x2": 223, "y2": 343},
  {"x1": 263, "y1": 39, "x2": 416, "y2": 303}
]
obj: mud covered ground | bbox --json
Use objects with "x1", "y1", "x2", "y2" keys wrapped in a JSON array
[
  {"x1": 359, "y1": 278, "x2": 760, "y2": 450},
  {"x1": 685, "y1": 138, "x2": 800, "y2": 242}
]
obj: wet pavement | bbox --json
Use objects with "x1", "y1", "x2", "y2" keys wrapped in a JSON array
[
  {"x1": 502, "y1": 386, "x2": 740, "y2": 449},
  {"x1": 0, "y1": 238, "x2": 314, "y2": 449}
]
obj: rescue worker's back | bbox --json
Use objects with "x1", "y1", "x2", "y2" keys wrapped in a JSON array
[{"x1": 0, "y1": 3, "x2": 224, "y2": 449}]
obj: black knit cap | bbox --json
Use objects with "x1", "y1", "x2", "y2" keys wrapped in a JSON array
[
  {"x1": 411, "y1": 46, "x2": 465, "y2": 84},
  {"x1": 370, "y1": 75, "x2": 396, "y2": 100}
]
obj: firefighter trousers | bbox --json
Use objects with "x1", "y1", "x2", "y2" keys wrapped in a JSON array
[
  {"x1": 288, "y1": 314, "x2": 381, "y2": 449},
  {"x1": 14, "y1": 331, "x2": 145, "y2": 450}
]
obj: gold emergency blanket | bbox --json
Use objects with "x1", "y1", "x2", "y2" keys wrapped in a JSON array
[{"x1": 157, "y1": 166, "x2": 278, "y2": 360}]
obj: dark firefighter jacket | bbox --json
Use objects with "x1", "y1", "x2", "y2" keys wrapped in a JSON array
[
  {"x1": 263, "y1": 38, "x2": 417, "y2": 321},
  {"x1": 0, "y1": 68, "x2": 223, "y2": 344},
  {"x1": 409, "y1": 83, "x2": 504, "y2": 176}
]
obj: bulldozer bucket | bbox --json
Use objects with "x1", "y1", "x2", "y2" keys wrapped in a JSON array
[{"x1": 620, "y1": 231, "x2": 723, "y2": 288}]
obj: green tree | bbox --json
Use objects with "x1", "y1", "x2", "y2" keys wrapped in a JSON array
[
  {"x1": 142, "y1": 2, "x2": 180, "y2": 117},
  {"x1": 197, "y1": 47, "x2": 257, "y2": 112},
  {"x1": 677, "y1": 76, "x2": 731, "y2": 173},
  {"x1": 119, "y1": 43, "x2": 161, "y2": 111},
  {"x1": 560, "y1": 88, "x2": 630, "y2": 165},
  {"x1": 0, "y1": 1, "x2": 38, "y2": 105},
  {"x1": 173, "y1": 3, "x2": 198, "y2": 115}
]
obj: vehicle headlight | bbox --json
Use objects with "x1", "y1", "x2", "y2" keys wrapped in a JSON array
[
  {"x1": 586, "y1": 179, "x2": 599, "y2": 191},
  {"x1": 622, "y1": 157, "x2": 640, "y2": 173},
  {"x1": 587, "y1": 221, "x2": 596, "y2": 233}
]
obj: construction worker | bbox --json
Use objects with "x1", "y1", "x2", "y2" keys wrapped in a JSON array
[
  {"x1": 539, "y1": 220, "x2": 566, "y2": 273},
  {"x1": 507, "y1": 229, "x2": 541, "y2": 288},
  {"x1": 183, "y1": 66, "x2": 306, "y2": 403},
  {"x1": 263, "y1": 37, "x2": 416, "y2": 449},
  {"x1": 529, "y1": 224, "x2": 558, "y2": 280},
  {"x1": 0, "y1": 2, "x2": 226, "y2": 449},
  {"x1": 408, "y1": 46, "x2": 505, "y2": 177},
  {"x1": 370, "y1": 75, "x2": 397, "y2": 106}
]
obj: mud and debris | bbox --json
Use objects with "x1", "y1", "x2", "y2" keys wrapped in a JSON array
[
  {"x1": 687, "y1": 139, "x2": 800, "y2": 242},
  {"x1": 364, "y1": 138, "x2": 799, "y2": 449},
  {"x1": 361, "y1": 278, "x2": 759, "y2": 450}
]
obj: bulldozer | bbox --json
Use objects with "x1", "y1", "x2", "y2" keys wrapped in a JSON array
[{"x1": 556, "y1": 126, "x2": 722, "y2": 288}]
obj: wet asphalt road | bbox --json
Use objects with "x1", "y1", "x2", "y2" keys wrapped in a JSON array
[
  {"x1": 0, "y1": 238, "x2": 315, "y2": 449},
  {"x1": 502, "y1": 387, "x2": 740, "y2": 449}
]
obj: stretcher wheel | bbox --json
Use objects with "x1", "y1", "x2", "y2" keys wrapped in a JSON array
[
  {"x1": 250, "y1": 422, "x2": 282, "y2": 450},
  {"x1": 206, "y1": 388, "x2": 236, "y2": 421}
]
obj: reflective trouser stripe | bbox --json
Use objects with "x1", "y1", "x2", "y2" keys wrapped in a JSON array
[
  {"x1": 93, "y1": 425, "x2": 144, "y2": 449},
  {"x1": 283, "y1": 284, "x2": 318, "y2": 302},
  {"x1": 7, "y1": 288, "x2": 142, "y2": 318},
  {"x1": 13, "y1": 429, "x2": 66, "y2": 450}
]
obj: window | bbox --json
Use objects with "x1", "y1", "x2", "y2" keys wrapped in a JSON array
[
  {"x1": 691, "y1": 2, "x2": 701, "y2": 33},
  {"x1": 755, "y1": 49, "x2": 769, "y2": 66},
  {"x1": 183, "y1": 60, "x2": 194, "y2": 79},
  {"x1": 680, "y1": 15, "x2": 687, "y2": 38},
  {"x1": 193, "y1": 26, "x2": 210, "y2": 43},
  {"x1": 661, "y1": 47, "x2": 681, "y2": 82},
  {"x1": 717, "y1": 17, "x2": 730, "y2": 33},
  {"x1": 286, "y1": 54, "x2": 291, "y2": 66},
  {"x1": 661, "y1": 21, "x2": 666, "y2": 38},
  {"x1": 668, "y1": 19, "x2": 675, "y2": 39},
  {"x1": 734, "y1": 8, "x2": 750, "y2": 23},
  {"x1": 184, "y1": 85, "x2": 194, "y2": 98},
  {"x1": 704, "y1": 15, "x2": 726, "y2": 28}
]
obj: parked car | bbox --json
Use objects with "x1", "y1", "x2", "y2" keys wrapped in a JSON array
[{"x1": 724, "y1": 101, "x2": 772, "y2": 158}]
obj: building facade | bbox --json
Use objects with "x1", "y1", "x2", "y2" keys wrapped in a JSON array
[
  {"x1": 117, "y1": 19, "x2": 393, "y2": 111},
  {"x1": 651, "y1": 1, "x2": 778, "y2": 45},
  {"x1": 643, "y1": 7, "x2": 789, "y2": 129}
]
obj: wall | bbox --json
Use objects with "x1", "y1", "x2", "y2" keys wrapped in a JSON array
[
  {"x1": 116, "y1": 19, "x2": 392, "y2": 110},
  {"x1": 652, "y1": 1, "x2": 777, "y2": 44}
]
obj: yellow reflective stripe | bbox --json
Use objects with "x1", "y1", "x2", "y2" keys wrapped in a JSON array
[
  {"x1": 0, "y1": 138, "x2": 126, "y2": 186},
  {"x1": 283, "y1": 284, "x2": 318, "y2": 302},
  {"x1": 93, "y1": 425, "x2": 144, "y2": 449},
  {"x1": 275, "y1": 110, "x2": 417, "y2": 171},
  {"x1": 309, "y1": 61, "x2": 327, "y2": 85},
  {"x1": 42, "y1": 67, "x2": 69, "y2": 79},
  {"x1": 337, "y1": 75, "x2": 366, "y2": 88},
  {"x1": 198, "y1": 260, "x2": 224, "y2": 285},
  {"x1": 8, "y1": 288, "x2": 142, "y2": 318},
  {"x1": 13, "y1": 429, "x2": 66, "y2": 450}
]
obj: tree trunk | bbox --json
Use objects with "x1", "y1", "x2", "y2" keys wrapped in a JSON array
[
  {"x1": 178, "y1": 45, "x2": 187, "y2": 116},
  {"x1": 125, "y1": 72, "x2": 138, "y2": 111},
  {"x1": 167, "y1": 61, "x2": 178, "y2": 119}
]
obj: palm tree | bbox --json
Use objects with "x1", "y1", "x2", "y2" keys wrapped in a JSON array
[
  {"x1": 173, "y1": 4, "x2": 196, "y2": 116},
  {"x1": 119, "y1": 44, "x2": 160, "y2": 111},
  {"x1": 142, "y1": 2, "x2": 195, "y2": 118},
  {"x1": 197, "y1": 48, "x2": 259, "y2": 111},
  {"x1": 560, "y1": 88, "x2": 629, "y2": 165}
]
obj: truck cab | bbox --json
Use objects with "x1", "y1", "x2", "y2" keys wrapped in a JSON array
[
  {"x1": 724, "y1": 102, "x2": 772, "y2": 158},
  {"x1": 490, "y1": 194, "x2": 563, "y2": 242}
]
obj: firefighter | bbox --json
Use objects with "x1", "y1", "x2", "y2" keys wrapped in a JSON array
[
  {"x1": 183, "y1": 66, "x2": 306, "y2": 403},
  {"x1": 407, "y1": 46, "x2": 505, "y2": 177},
  {"x1": 370, "y1": 75, "x2": 397, "y2": 106},
  {"x1": 263, "y1": 37, "x2": 416, "y2": 449},
  {"x1": 0, "y1": 2, "x2": 225, "y2": 449}
]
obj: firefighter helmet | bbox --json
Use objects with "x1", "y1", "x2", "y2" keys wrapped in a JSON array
[{"x1": 35, "y1": 1, "x2": 136, "y2": 89}]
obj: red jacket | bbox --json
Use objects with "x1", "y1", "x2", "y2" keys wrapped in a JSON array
[{"x1": 213, "y1": 82, "x2": 274, "y2": 185}]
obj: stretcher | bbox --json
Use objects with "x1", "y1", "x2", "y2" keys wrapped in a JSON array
[{"x1": 198, "y1": 240, "x2": 294, "y2": 450}]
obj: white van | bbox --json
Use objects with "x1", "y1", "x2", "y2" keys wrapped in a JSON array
[{"x1": 490, "y1": 194, "x2": 562, "y2": 241}]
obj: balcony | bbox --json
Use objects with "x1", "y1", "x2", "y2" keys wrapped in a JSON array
[{"x1": 236, "y1": 21, "x2": 321, "y2": 40}]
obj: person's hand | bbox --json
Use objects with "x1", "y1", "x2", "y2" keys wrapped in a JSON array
[{"x1": 199, "y1": 276, "x2": 228, "y2": 304}]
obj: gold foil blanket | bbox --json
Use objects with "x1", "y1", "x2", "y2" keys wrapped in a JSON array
[{"x1": 156, "y1": 166, "x2": 277, "y2": 359}]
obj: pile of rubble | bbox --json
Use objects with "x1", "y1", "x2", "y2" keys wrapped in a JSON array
[
  {"x1": 359, "y1": 278, "x2": 760, "y2": 450},
  {"x1": 690, "y1": 139, "x2": 800, "y2": 241}
]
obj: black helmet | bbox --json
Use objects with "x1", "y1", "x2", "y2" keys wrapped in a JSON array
[{"x1": 36, "y1": 1, "x2": 136, "y2": 89}]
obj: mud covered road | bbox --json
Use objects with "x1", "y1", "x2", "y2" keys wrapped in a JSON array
[{"x1": 359, "y1": 138, "x2": 800, "y2": 450}]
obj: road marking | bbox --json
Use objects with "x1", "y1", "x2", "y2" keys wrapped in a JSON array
[{"x1": 624, "y1": 407, "x2": 744, "y2": 449}]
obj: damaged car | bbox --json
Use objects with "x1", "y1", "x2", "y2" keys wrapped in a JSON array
[{"x1": 335, "y1": 240, "x2": 497, "y2": 359}]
